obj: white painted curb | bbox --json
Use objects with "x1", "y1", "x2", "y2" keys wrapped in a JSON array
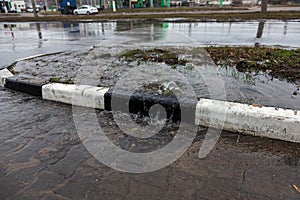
[
  {"x1": 41, "y1": 82, "x2": 300, "y2": 143},
  {"x1": 196, "y1": 99, "x2": 300, "y2": 143},
  {"x1": 0, "y1": 68, "x2": 14, "y2": 87},
  {"x1": 15, "y1": 52, "x2": 65, "y2": 62},
  {"x1": 2, "y1": 77, "x2": 300, "y2": 143},
  {"x1": 15, "y1": 54, "x2": 47, "y2": 62},
  {"x1": 42, "y1": 83, "x2": 109, "y2": 109}
]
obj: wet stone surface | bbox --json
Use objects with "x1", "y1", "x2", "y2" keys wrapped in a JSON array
[{"x1": 1, "y1": 88, "x2": 300, "y2": 199}]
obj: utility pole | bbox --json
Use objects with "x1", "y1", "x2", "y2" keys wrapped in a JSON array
[
  {"x1": 31, "y1": 0, "x2": 38, "y2": 17},
  {"x1": 261, "y1": 0, "x2": 268, "y2": 13},
  {"x1": 55, "y1": 0, "x2": 58, "y2": 11},
  {"x1": 44, "y1": 0, "x2": 48, "y2": 9}
]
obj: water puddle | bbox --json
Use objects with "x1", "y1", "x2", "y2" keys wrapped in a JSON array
[
  {"x1": 1, "y1": 20, "x2": 299, "y2": 110},
  {"x1": 10, "y1": 45, "x2": 300, "y2": 110},
  {"x1": 0, "y1": 20, "x2": 299, "y2": 66}
]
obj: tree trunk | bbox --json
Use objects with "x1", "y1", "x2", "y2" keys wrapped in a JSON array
[
  {"x1": 55, "y1": 0, "x2": 59, "y2": 11},
  {"x1": 44, "y1": 0, "x2": 48, "y2": 9},
  {"x1": 31, "y1": 0, "x2": 38, "y2": 17},
  {"x1": 261, "y1": 0, "x2": 268, "y2": 13},
  {"x1": 256, "y1": 20, "x2": 265, "y2": 38}
]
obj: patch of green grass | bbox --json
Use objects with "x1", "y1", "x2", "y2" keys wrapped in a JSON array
[
  {"x1": 40, "y1": 11, "x2": 61, "y2": 15},
  {"x1": 49, "y1": 77, "x2": 61, "y2": 83},
  {"x1": 206, "y1": 46, "x2": 300, "y2": 83},
  {"x1": 120, "y1": 48, "x2": 188, "y2": 66},
  {"x1": 62, "y1": 78, "x2": 75, "y2": 84},
  {"x1": 49, "y1": 77, "x2": 74, "y2": 84},
  {"x1": 99, "y1": 6, "x2": 248, "y2": 14}
]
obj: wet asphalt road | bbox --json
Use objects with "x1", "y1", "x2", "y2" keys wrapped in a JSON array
[
  {"x1": 1, "y1": 20, "x2": 300, "y2": 68},
  {"x1": 1, "y1": 87, "x2": 300, "y2": 199}
]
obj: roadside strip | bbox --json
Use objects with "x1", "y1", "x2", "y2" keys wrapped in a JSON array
[
  {"x1": 1, "y1": 68, "x2": 299, "y2": 143},
  {"x1": 1, "y1": 10, "x2": 300, "y2": 22}
]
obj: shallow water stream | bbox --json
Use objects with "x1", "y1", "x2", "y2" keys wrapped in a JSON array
[{"x1": 1, "y1": 20, "x2": 299, "y2": 109}]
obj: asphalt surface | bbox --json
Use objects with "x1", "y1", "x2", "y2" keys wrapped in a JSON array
[{"x1": 1, "y1": 87, "x2": 300, "y2": 199}]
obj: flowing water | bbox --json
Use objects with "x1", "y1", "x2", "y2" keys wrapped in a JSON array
[{"x1": 0, "y1": 20, "x2": 299, "y2": 110}]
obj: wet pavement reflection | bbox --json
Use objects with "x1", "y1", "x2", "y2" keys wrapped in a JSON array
[{"x1": 1, "y1": 20, "x2": 300, "y2": 68}]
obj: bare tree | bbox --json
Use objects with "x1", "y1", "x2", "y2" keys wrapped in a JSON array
[{"x1": 261, "y1": 0, "x2": 268, "y2": 13}]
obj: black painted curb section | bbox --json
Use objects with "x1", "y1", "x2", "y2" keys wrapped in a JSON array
[
  {"x1": 2, "y1": 78, "x2": 197, "y2": 123},
  {"x1": 4, "y1": 78, "x2": 43, "y2": 97},
  {"x1": 104, "y1": 89, "x2": 197, "y2": 123}
]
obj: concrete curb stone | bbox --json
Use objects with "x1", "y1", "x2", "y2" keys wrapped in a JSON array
[{"x1": 1, "y1": 67, "x2": 299, "y2": 143}]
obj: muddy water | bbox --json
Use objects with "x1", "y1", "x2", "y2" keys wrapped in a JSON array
[{"x1": 11, "y1": 46, "x2": 300, "y2": 110}]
